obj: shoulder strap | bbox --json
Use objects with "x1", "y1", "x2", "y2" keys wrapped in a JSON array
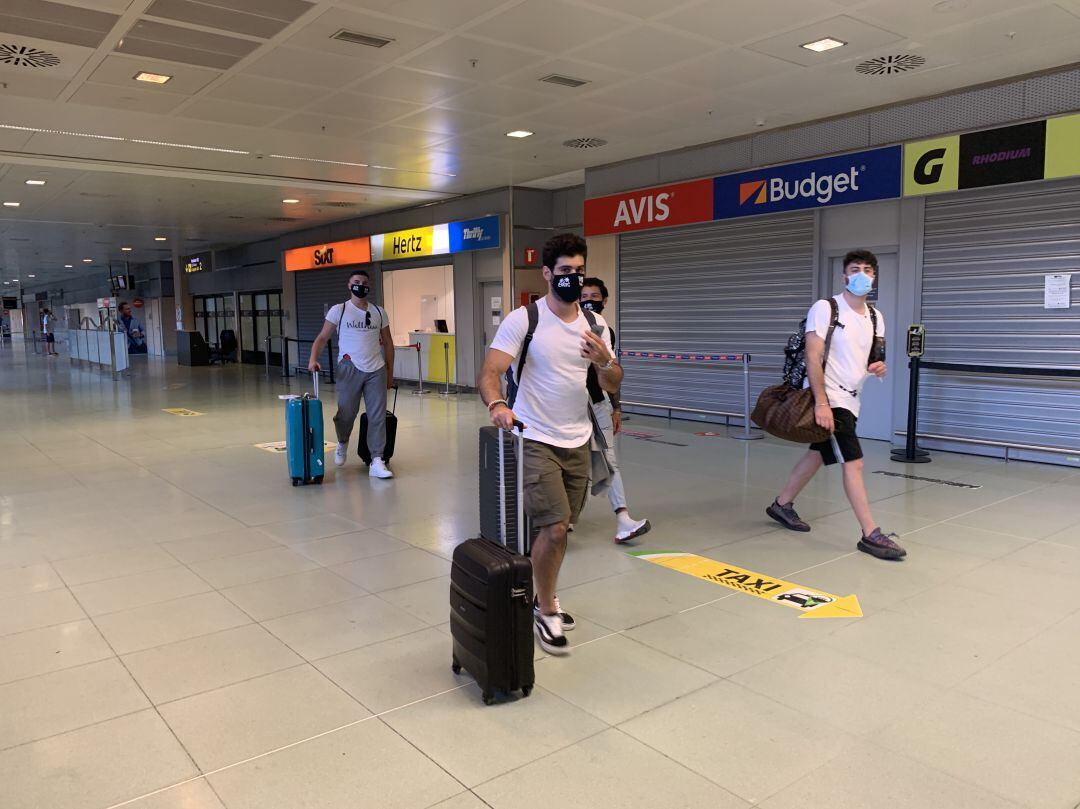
[
  {"x1": 511, "y1": 301, "x2": 540, "y2": 393},
  {"x1": 821, "y1": 297, "x2": 840, "y2": 369},
  {"x1": 337, "y1": 301, "x2": 348, "y2": 330},
  {"x1": 580, "y1": 307, "x2": 597, "y2": 328}
]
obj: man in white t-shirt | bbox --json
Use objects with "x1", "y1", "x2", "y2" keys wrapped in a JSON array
[
  {"x1": 767, "y1": 249, "x2": 907, "y2": 560},
  {"x1": 478, "y1": 233, "x2": 623, "y2": 655},
  {"x1": 309, "y1": 269, "x2": 395, "y2": 479}
]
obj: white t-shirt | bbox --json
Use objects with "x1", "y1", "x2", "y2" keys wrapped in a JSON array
[
  {"x1": 803, "y1": 294, "x2": 884, "y2": 418},
  {"x1": 325, "y1": 300, "x2": 387, "y2": 372},
  {"x1": 490, "y1": 298, "x2": 612, "y2": 448}
]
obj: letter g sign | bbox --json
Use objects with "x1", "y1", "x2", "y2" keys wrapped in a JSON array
[
  {"x1": 903, "y1": 135, "x2": 959, "y2": 197},
  {"x1": 914, "y1": 148, "x2": 946, "y2": 184}
]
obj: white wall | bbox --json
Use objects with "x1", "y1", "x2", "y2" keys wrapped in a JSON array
[{"x1": 383, "y1": 264, "x2": 455, "y2": 346}]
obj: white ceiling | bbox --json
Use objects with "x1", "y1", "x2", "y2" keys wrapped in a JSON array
[{"x1": 2, "y1": 0, "x2": 1080, "y2": 286}]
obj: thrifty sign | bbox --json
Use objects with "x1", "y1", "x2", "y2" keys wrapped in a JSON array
[
  {"x1": 162, "y1": 408, "x2": 204, "y2": 417},
  {"x1": 630, "y1": 551, "x2": 862, "y2": 619}
]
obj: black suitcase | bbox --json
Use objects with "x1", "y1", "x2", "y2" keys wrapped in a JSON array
[
  {"x1": 451, "y1": 426, "x2": 535, "y2": 705},
  {"x1": 357, "y1": 385, "x2": 398, "y2": 464},
  {"x1": 478, "y1": 426, "x2": 537, "y2": 555}
]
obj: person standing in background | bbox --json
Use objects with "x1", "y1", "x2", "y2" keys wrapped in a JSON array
[
  {"x1": 41, "y1": 308, "x2": 58, "y2": 356},
  {"x1": 580, "y1": 277, "x2": 651, "y2": 543},
  {"x1": 117, "y1": 301, "x2": 147, "y2": 354}
]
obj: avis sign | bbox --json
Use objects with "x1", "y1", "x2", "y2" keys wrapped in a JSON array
[{"x1": 584, "y1": 179, "x2": 713, "y2": 236}]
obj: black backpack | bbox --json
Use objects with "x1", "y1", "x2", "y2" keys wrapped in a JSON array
[
  {"x1": 782, "y1": 299, "x2": 878, "y2": 389},
  {"x1": 505, "y1": 301, "x2": 597, "y2": 407}
]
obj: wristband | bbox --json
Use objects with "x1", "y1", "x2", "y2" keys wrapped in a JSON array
[
  {"x1": 815, "y1": 403, "x2": 831, "y2": 408},
  {"x1": 487, "y1": 399, "x2": 508, "y2": 412},
  {"x1": 599, "y1": 358, "x2": 616, "y2": 371}
]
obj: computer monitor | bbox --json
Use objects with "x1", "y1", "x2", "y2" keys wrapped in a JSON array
[{"x1": 435, "y1": 319, "x2": 448, "y2": 333}]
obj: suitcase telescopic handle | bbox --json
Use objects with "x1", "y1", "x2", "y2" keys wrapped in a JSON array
[{"x1": 311, "y1": 370, "x2": 319, "y2": 400}]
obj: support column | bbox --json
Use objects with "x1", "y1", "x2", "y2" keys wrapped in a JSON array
[{"x1": 171, "y1": 243, "x2": 194, "y2": 333}]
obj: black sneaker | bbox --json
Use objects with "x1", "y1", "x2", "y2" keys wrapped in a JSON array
[
  {"x1": 858, "y1": 528, "x2": 907, "y2": 560},
  {"x1": 767, "y1": 499, "x2": 811, "y2": 532},
  {"x1": 535, "y1": 596, "x2": 575, "y2": 631},
  {"x1": 533, "y1": 610, "x2": 569, "y2": 655}
]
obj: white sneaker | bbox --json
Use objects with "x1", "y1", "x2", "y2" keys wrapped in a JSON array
[
  {"x1": 369, "y1": 457, "x2": 394, "y2": 479},
  {"x1": 615, "y1": 516, "x2": 651, "y2": 544},
  {"x1": 334, "y1": 443, "x2": 348, "y2": 467},
  {"x1": 533, "y1": 610, "x2": 570, "y2": 655}
]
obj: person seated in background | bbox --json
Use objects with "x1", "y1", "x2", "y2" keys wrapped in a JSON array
[
  {"x1": 580, "y1": 277, "x2": 650, "y2": 543},
  {"x1": 117, "y1": 301, "x2": 147, "y2": 354}
]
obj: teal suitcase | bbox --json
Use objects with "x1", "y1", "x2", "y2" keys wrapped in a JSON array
[{"x1": 286, "y1": 372, "x2": 325, "y2": 486}]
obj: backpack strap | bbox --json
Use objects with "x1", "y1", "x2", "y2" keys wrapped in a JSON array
[
  {"x1": 821, "y1": 297, "x2": 841, "y2": 369},
  {"x1": 508, "y1": 301, "x2": 539, "y2": 407},
  {"x1": 580, "y1": 307, "x2": 597, "y2": 328},
  {"x1": 337, "y1": 301, "x2": 348, "y2": 331}
]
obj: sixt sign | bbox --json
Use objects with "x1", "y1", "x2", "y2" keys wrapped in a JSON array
[
  {"x1": 449, "y1": 215, "x2": 500, "y2": 252},
  {"x1": 714, "y1": 146, "x2": 902, "y2": 220}
]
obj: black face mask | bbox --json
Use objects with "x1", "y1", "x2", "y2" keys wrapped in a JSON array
[
  {"x1": 580, "y1": 300, "x2": 604, "y2": 315},
  {"x1": 551, "y1": 272, "x2": 583, "y2": 303},
  {"x1": 349, "y1": 282, "x2": 369, "y2": 298}
]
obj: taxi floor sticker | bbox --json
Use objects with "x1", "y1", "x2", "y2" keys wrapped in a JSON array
[
  {"x1": 162, "y1": 408, "x2": 205, "y2": 417},
  {"x1": 631, "y1": 551, "x2": 862, "y2": 619},
  {"x1": 254, "y1": 441, "x2": 336, "y2": 454}
]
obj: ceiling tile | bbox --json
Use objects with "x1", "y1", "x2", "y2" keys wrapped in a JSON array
[
  {"x1": 933, "y1": 4, "x2": 1080, "y2": 60},
  {"x1": 335, "y1": 0, "x2": 508, "y2": 29},
  {"x1": 242, "y1": 46, "x2": 381, "y2": 88},
  {"x1": 351, "y1": 66, "x2": 476, "y2": 104},
  {"x1": 363, "y1": 124, "x2": 453, "y2": 150},
  {"x1": 121, "y1": 19, "x2": 261, "y2": 57},
  {"x1": 182, "y1": 97, "x2": 286, "y2": 127},
  {"x1": 88, "y1": 54, "x2": 221, "y2": 95},
  {"x1": 654, "y1": 47, "x2": 799, "y2": 89},
  {"x1": 284, "y1": 6, "x2": 440, "y2": 61},
  {"x1": 655, "y1": 0, "x2": 840, "y2": 46},
  {"x1": 440, "y1": 84, "x2": 556, "y2": 117},
  {"x1": 403, "y1": 35, "x2": 545, "y2": 81},
  {"x1": 144, "y1": 0, "x2": 298, "y2": 40},
  {"x1": 0, "y1": 12, "x2": 113, "y2": 49},
  {"x1": 744, "y1": 15, "x2": 904, "y2": 68},
  {"x1": 574, "y1": 0, "x2": 670, "y2": 19},
  {"x1": 114, "y1": 38, "x2": 242, "y2": 70},
  {"x1": 468, "y1": 0, "x2": 630, "y2": 53},
  {"x1": 209, "y1": 74, "x2": 329, "y2": 109},
  {"x1": 394, "y1": 106, "x2": 499, "y2": 136},
  {"x1": 69, "y1": 82, "x2": 188, "y2": 114},
  {"x1": 580, "y1": 76, "x2": 701, "y2": 112},
  {"x1": 305, "y1": 91, "x2": 424, "y2": 123},
  {"x1": 568, "y1": 24, "x2": 704, "y2": 73},
  {"x1": 853, "y1": 0, "x2": 1024, "y2": 39},
  {"x1": 498, "y1": 57, "x2": 629, "y2": 96},
  {"x1": 276, "y1": 112, "x2": 376, "y2": 139}
]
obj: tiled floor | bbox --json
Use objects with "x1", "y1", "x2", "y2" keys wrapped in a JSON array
[{"x1": 2, "y1": 346, "x2": 1080, "y2": 809}]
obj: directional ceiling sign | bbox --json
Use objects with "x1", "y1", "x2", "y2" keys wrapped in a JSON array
[{"x1": 631, "y1": 551, "x2": 862, "y2": 619}]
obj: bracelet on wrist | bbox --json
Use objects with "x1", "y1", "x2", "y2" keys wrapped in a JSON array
[
  {"x1": 487, "y1": 399, "x2": 508, "y2": 412},
  {"x1": 815, "y1": 403, "x2": 831, "y2": 408}
]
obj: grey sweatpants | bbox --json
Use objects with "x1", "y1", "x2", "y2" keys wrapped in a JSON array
[{"x1": 334, "y1": 361, "x2": 387, "y2": 458}]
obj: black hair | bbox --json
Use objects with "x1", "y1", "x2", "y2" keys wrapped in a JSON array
[
  {"x1": 348, "y1": 269, "x2": 370, "y2": 281},
  {"x1": 843, "y1": 249, "x2": 878, "y2": 271},
  {"x1": 543, "y1": 233, "x2": 587, "y2": 272},
  {"x1": 582, "y1": 277, "x2": 608, "y2": 299}
]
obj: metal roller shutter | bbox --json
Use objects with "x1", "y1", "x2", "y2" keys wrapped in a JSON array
[
  {"x1": 618, "y1": 212, "x2": 814, "y2": 419},
  {"x1": 920, "y1": 177, "x2": 1080, "y2": 452},
  {"x1": 294, "y1": 266, "x2": 383, "y2": 343}
]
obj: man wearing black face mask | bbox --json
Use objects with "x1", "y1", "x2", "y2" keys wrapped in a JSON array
[
  {"x1": 309, "y1": 269, "x2": 395, "y2": 479},
  {"x1": 479, "y1": 234, "x2": 623, "y2": 656},
  {"x1": 581, "y1": 278, "x2": 650, "y2": 543}
]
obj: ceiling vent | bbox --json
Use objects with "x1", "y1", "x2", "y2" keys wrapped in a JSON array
[
  {"x1": 331, "y1": 29, "x2": 395, "y2": 48},
  {"x1": 856, "y1": 54, "x2": 927, "y2": 76},
  {"x1": 540, "y1": 74, "x2": 589, "y2": 88},
  {"x1": 322, "y1": 201, "x2": 357, "y2": 208},
  {"x1": 563, "y1": 137, "x2": 607, "y2": 149},
  {"x1": 0, "y1": 44, "x2": 60, "y2": 68},
  {"x1": 267, "y1": 216, "x2": 300, "y2": 222}
]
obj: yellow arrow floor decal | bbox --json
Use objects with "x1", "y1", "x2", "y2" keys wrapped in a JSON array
[{"x1": 630, "y1": 551, "x2": 862, "y2": 619}]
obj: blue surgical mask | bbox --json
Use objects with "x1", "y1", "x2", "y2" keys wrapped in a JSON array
[{"x1": 845, "y1": 271, "x2": 874, "y2": 297}]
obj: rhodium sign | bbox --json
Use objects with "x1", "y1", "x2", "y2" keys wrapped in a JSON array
[
  {"x1": 583, "y1": 179, "x2": 714, "y2": 236},
  {"x1": 713, "y1": 146, "x2": 902, "y2": 220}
]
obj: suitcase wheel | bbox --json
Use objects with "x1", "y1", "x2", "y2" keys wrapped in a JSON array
[
  {"x1": 314, "y1": 476, "x2": 324, "y2": 485},
  {"x1": 451, "y1": 660, "x2": 462, "y2": 675},
  {"x1": 482, "y1": 692, "x2": 496, "y2": 706},
  {"x1": 291, "y1": 478, "x2": 300, "y2": 487},
  {"x1": 521, "y1": 686, "x2": 532, "y2": 698}
]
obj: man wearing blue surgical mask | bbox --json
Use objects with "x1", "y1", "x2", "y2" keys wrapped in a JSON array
[{"x1": 767, "y1": 249, "x2": 906, "y2": 561}]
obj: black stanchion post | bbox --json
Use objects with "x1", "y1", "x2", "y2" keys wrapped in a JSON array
[{"x1": 891, "y1": 325, "x2": 931, "y2": 464}]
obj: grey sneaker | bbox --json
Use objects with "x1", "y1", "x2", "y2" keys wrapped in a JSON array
[
  {"x1": 858, "y1": 528, "x2": 907, "y2": 560},
  {"x1": 766, "y1": 499, "x2": 811, "y2": 532}
]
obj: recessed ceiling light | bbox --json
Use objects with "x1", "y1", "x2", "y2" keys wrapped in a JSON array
[
  {"x1": 801, "y1": 37, "x2": 846, "y2": 52},
  {"x1": 154, "y1": 236, "x2": 167, "y2": 241},
  {"x1": 83, "y1": 258, "x2": 93, "y2": 263},
  {"x1": 121, "y1": 246, "x2": 133, "y2": 251},
  {"x1": 28, "y1": 274, "x2": 35, "y2": 278},
  {"x1": 506, "y1": 130, "x2": 534, "y2": 139},
  {"x1": 134, "y1": 71, "x2": 172, "y2": 84},
  {"x1": 3, "y1": 201, "x2": 20, "y2": 207},
  {"x1": 282, "y1": 198, "x2": 300, "y2": 204},
  {"x1": 25, "y1": 179, "x2": 46, "y2": 186},
  {"x1": 64, "y1": 264, "x2": 73, "y2": 268}
]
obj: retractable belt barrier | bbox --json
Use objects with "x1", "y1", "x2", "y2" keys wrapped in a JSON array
[{"x1": 617, "y1": 350, "x2": 762, "y2": 441}]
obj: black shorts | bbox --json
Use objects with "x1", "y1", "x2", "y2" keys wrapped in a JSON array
[
  {"x1": 45, "y1": 333, "x2": 55, "y2": 344},
  {"x1": 810, "y1": 407, "x2": 862, "y2": 465}
]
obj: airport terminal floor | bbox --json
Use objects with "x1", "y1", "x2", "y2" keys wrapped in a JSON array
[{"x1": 3, "y1": 346, "x2": 1080, "y2": 809}]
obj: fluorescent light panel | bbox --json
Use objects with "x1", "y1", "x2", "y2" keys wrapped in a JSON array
[
  {"x1": 134, "y1": 71, "x2": 172, "y2": 84},
  {"x1": 801, "y1": 37, "x2": 846, "y2": 52},
  {"x1": 506, "y1": 130, "x2": 534, "y2": 138},
  {"x1": 2, "y1": 201, "x2": 19, "y2": 207},
  {"x1": 25, "y1": 179, "x2": 46, "y2": 186}
]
